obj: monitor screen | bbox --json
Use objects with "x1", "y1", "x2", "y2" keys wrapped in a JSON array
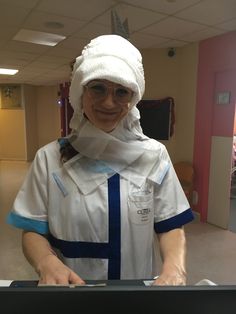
[{"x1": 137, "y1": 98, "x2": 172, "y2": 140}]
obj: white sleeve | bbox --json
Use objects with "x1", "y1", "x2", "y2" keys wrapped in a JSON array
[
  {"x1": 153, "y1": 148, "x2": 194, "y2": 233},
  {"x1": 7, "y1": 147, "x2": 49, "y2": 234}
]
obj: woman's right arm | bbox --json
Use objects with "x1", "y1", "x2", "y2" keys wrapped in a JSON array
[{"x1": 22, "y1": 231, "x2": 85, "y2": 285}]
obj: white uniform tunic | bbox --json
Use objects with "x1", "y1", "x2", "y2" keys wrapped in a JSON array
[{"x1": 7, "y1": 139, "x2": 193, "y2": 280}]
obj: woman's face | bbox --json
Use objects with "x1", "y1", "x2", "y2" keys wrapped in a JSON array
[{"x1": 82, "y1": 79, "x2": 133, "y2": 132}]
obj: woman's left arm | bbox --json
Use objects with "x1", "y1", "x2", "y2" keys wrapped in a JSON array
[{"x1": 153, "y1": 227, "x2": 187, "y2": 285}]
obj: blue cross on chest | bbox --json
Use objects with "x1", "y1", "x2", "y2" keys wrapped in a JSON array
[{"x1": 48, "y1": 173, "x2": 121, "y2": 280}]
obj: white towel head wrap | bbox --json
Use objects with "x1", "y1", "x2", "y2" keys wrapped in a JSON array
[{"x1": 69, "y1": 34, "x2": 145, "y2": 130}]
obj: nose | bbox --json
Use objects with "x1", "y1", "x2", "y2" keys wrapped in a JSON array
[{"x1": 101, "y1": 90, "x2": 116, "y2": 108}]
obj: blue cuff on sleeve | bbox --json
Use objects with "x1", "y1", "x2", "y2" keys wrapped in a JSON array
[
  {"x1": 6, "y1": 212, "x2": 49, "y2": 235},
  {"x1": 154, "y1": 208, "x2": 194, "y2": 233}
]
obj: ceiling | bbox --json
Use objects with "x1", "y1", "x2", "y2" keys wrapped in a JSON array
[{"x1": 0, "y1": 0, "x2": 236, "y2": 86}]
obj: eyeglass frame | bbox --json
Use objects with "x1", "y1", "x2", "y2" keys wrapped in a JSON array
[{"x1": 84, "y1": 80, "x2": 134, "y2": 105}]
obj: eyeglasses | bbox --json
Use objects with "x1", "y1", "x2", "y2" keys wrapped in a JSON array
[{"x1": 85, "y1": 80, "x2": 133, "y2": 104}]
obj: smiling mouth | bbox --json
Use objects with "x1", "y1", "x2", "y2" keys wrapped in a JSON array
[{"x1": 96, "y1": 110, "x2": 119, "y2": 116}]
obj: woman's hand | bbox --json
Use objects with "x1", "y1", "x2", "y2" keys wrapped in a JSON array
[
  {"x1": 36, "y1": 254, "x2": 85, "y2": 285},
  {"x1": 154, "y1": 227, "x2": 187, "y2": 286},
  {"x1": 152, "y1": 270, "x2": 186, "y2": 286},
  {"x1": 22, "y1": 231, "x2": 85, "y2": 286}
]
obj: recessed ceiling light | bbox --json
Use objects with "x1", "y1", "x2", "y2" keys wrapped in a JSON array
[
  {"x1": 13, "y1": 29, "x2": 66, "y2": 46},
  {"x1": 0, "y1": 68, "x2": 18, "y2": 75}
]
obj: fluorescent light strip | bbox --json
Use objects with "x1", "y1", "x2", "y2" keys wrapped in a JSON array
[{"x1": 0, "y1": 68, "x2": 18, "y2": 75}]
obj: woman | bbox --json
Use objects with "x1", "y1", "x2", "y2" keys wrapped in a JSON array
[{"x1": 7, "y1": 34, "x2": 194, "y2": 285}]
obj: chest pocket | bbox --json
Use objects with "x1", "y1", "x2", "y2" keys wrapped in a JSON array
[{"x1": 128, "y1": 191, "x2": 154, "y2": 225}]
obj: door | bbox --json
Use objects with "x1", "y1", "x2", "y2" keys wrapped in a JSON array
[{"x1": 207, "y1": 69, "x2": 236, "y2": 228}]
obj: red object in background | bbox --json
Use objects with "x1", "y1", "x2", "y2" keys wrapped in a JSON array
[{"x1": 59, "y1": 82, "x2": 74, "y2": 137}]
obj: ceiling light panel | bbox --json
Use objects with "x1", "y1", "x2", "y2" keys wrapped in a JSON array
[
  {"x1": 0, "y1": 68, "x2": 18, "y2": 75},
  {"x1": 13, "y1": 29, "x2": 66, "y2": 46}
]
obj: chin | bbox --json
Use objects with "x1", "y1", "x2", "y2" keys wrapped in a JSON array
[
  {"x1": 93, "y1": 120, "x2": 117, "y2": 132},
  {"x1": 100, "y1": 123, "x2": 117, "y2": 133},
  {"x1": 102, "y1": 126, "x2": 116, "y2": 133}
]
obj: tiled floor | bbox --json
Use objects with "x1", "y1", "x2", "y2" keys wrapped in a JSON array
[{"x1": 1, "y1": 160, "x2": 236, "y2": 285}]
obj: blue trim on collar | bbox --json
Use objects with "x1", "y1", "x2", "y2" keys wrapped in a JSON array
[
  {"x1": 87, "y1": 160, "x2": 113, "y2": 173},
  {"x1": 154, "y1": 208, "x2": 194, "y2": 233},
  {"x1": 48, "y1": 173, "x2": 121, "y2": 280},
  {"x1": 58, "y1": 137, "x2": 69, "y2": 148},
  {"x1": 6, "y1": 212, "x2": 49, "y2": 235}
]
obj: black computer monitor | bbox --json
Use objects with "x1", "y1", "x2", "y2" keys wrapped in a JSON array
[
  {"x1": 137, "y1": 98, "x2": 172, "y2": 140},
  {"x1": 1, "y1": 280, "x2": 236, "y2": 314}
]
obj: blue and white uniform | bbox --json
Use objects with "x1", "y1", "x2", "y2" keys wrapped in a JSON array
[{"x1": 7, "y1": 139, "x2": 193, "y2": 280}]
